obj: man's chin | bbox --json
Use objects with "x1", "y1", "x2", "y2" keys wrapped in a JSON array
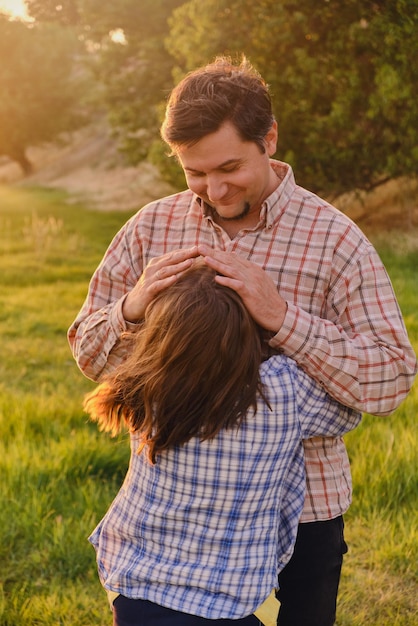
[{"x1": 212, "y1": 202, "x2": 251, "y2": 222}]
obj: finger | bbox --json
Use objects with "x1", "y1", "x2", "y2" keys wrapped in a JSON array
[
  {"x1": 214, "y1": 274, "x2": 246, "y2": 291},
  {"x1": 152, "y1": 273, "x2": 178, "y2": 292},
  {"x1": 155, "y1": 257, "x2": 195, "y2": 280},
  {"x1": 197, "y1": 244, "x2": 213, "y2": 256},
  {"x1": 165, "y1": 246, "x2": 200, "y2": 265},
  {"x1": 149, "y1": 246, "x2": 198, "y2": 269},
  {"x1": 202, "y1": 254, "x2": 246, "y2": 280},
  {"x1": 199, "y1": 246, "x2": 251, "y2": 270},
  {"x1": 198, "y1": 246, "x2": 232, "y2": 264}
]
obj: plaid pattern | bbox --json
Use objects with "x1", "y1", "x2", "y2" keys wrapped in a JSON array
[
  {"x1": 68, "y1": 161, "x2": 417, "y2": 521},
  {"x1": 89, "y1": 356, "x2": 361, "y2": 619}
]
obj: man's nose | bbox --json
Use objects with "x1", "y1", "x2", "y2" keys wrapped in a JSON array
[{"x1": 206, "y1": 175, "x2": 228, "y2": 202}]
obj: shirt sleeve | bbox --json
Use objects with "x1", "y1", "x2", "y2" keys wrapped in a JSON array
[
  {"x1": 260, "y1": 356, "x2": 362, "y2": 439},
  {"x1": 67, "y1": 221, "x2": 142, "y2": 381},
  {"x1": 292, "y1": 362, "x2": 362, "y2": 439},
  {"x1": 270, "y1": 246, "x2": 417, "y2": 416}
]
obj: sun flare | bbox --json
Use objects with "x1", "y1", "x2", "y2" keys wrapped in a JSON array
[{"x1": 0, "y1": 0, "x2": 29, "y2": 20}]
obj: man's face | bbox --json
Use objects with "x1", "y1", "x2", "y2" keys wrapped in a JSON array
[{"x1": 176, "y1": 121, "x2": 278, "y2": 225}]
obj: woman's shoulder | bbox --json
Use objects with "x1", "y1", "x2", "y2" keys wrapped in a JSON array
[{"x1": 260, "y1": 353, "x2": 296, "y2": 375}]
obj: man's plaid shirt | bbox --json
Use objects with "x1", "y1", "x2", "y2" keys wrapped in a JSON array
[
  {"x1": 69, "y1": 161, "x2": 417, "y2": 522},
  {"x1": 89, "y1": 356, "x2": 361, "y2": 619}
]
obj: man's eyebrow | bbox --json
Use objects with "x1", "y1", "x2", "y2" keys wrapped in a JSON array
[{"x1": 184, "y1": 158, "x2": 244, "y2": 174}]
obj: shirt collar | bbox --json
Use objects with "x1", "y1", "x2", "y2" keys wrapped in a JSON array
[
  {"x1": 194, "y1": 160, "x2": 297, "y2": 230},
  {"x1": 262, "y1": 160, "x2": 296, "y2": 228}
]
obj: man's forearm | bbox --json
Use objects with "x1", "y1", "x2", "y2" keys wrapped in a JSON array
[{"x1": 271, "y1": 302, "x2": 417, "y2": 415}]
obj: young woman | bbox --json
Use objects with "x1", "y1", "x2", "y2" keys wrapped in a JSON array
[{"x1": 84, "y1": 263, "x2": 361, "y2": 626}]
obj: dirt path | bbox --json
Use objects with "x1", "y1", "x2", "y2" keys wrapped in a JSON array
[{"x1": 0, "y1": 121, "x2": 176, "y2": 212}]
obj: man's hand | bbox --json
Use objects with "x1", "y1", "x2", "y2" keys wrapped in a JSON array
[
  {"x1": 199, "y1": 245, "x2": 287, "y2": 333},
  {"x1": 122, "y1": 246, "x2": 200, "y2": 322}
]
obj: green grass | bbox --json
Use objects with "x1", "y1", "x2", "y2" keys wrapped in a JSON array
[
  {"x1": 0, "y1": 186, "x2": 132, "y2": 625},
  {"x1": 0, "y1": 185, "x2": 417, "y2": 625},
  {"x1": 337, "y1": 233, "x2": 418, "y2": 625}
]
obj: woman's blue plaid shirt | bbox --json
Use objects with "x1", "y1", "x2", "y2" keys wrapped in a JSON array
[{"x1": 89, "y1": 354, "x2": 361, "y2": 619}]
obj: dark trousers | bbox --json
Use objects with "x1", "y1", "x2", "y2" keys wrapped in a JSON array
[
  {"x1": 113, "y1": 596, "x2": 260, "y2": 625},
  {"x1": 113, "y1": 516, "x2": 347, "y2": 626},
  {"x1": 277, "y1": 516, "x2": 347, "y2": 626}
]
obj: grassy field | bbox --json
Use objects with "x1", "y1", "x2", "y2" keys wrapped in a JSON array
[{"x1": 0, "y1": 185, "x2": 417, "y2": 625}]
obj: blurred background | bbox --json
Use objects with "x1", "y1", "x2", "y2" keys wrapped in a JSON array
[
  {"x1": 1, "y1": 0, "x2": 417, "y2": 221},
  {"x1": 0, "y1": 3, "x2": 417, "y2": 625}
]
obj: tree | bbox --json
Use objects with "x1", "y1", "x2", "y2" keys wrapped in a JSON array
[
  {"x1": 22, "y1": 1, "x2": 418, "y2": 195},
  {"x1": 26, "y1": 0, "x2": 185, "y2": 164},
  {"x1": 166, "y1": 0, "x2": 418, "y2": 195},
  {"x1": 92, "y1": 0, "x2": 185, "y2": 164},
  {"x1": 0, "y1": 14, "x2": 87, "y2": 174}
]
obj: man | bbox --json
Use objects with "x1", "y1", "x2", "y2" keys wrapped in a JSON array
[{"x1": 68, "y1": 57, "x2": 417, "y2": 626}]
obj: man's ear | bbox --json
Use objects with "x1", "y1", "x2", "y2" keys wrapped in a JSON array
[{"x1": 265, "y1": 120, "x2": 278, "y2": 156}]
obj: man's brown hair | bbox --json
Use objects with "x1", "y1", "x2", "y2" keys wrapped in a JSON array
[{"x1": 161, "y1": 56, "x2": 274, "y2": 153}]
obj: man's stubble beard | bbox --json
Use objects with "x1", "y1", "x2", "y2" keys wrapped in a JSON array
[{"x1": 211, "y1": 201, "x2": 251, "y2": 222}]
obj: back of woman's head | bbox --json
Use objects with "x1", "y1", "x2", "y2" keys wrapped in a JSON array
[{"x1": 84, "y1": 263, "x2": 263, "y2": 463}]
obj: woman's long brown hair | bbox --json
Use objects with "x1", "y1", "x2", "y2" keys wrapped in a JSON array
[{"x1": 83, "y1": 264, "x2": 264, "y2": 463}]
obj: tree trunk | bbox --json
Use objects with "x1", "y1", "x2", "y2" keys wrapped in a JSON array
[{"x1": 16, "y1": 150, "x2": 33, "y2": 176}]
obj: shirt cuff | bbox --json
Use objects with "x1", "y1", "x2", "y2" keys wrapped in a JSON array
[
  {"x1": 110, "y1": 294, "x2": 141, "y2": 337},
  {"x1": 269, "y1": 302, "x2": 312, "y2": 358}
]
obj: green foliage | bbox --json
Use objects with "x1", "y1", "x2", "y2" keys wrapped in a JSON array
[
  {"x1": 166, "y1": 0, "x2": 418, "y2": 195},
  {"x1": 24, "y1": 1, "x2": 418, "y2": 195},
  {"x1": 148, "y1": 137, "x2": 187, "y2": 189},
  {"x1": 25, "y1": 0, "x2": 81, "y2": 27},
  {"x1": 26, "y1": 0, "x2": 185, "y2": 165},
  {"x1": 95, "y1": 39, "x2": 175, "y2": 164},
  {"x1": 0, "y1": 15, "x2": 89, "y2": 174},
  {"x1": 93, "y1": 0, "x2": 185, "y2": 164},
  {"x1": 0, "y1": 184, "x2": 417, "y2": 624}
]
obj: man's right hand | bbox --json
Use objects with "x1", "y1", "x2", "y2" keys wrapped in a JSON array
[{"x1": 122, "y1": 246, "x2": 200, "y2": 322}]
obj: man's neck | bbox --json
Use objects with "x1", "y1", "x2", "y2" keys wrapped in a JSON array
[{"x1": 212, "y1": 212, "x2": 260, "y2": 239}]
